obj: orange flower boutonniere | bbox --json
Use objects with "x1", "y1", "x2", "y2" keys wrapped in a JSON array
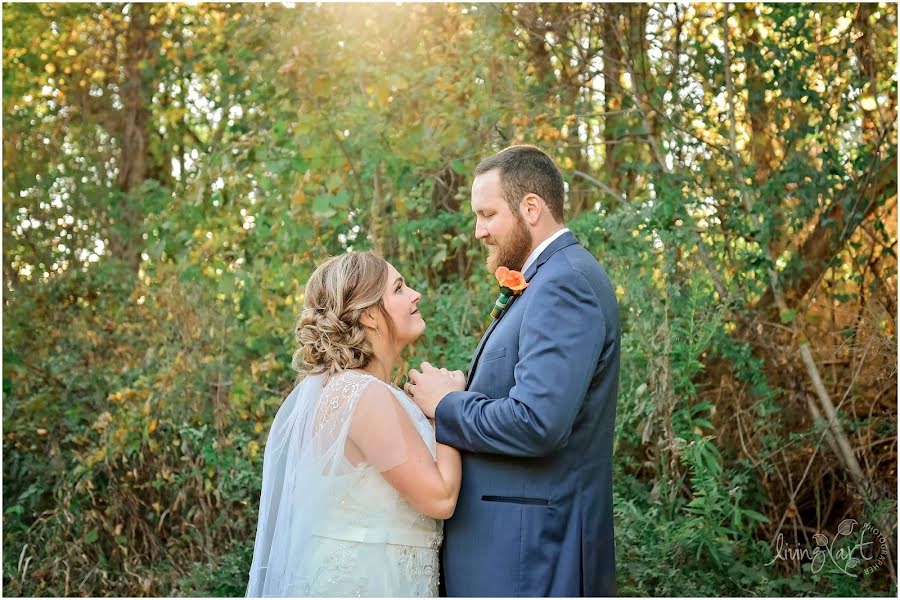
[{"x1": 490, "y1": 267, "x2": 529, "y2": 320}]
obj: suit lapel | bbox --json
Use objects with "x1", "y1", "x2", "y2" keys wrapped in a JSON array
[
  {"x1": 466, "y1": 316, "x2": 500, "y2": 381},
  {"x1": 466, "y1": 231, "x2": 580, "y2": 386},
  {"x1": 465, "y1": 293, "x2": 521, "y2": 381}
]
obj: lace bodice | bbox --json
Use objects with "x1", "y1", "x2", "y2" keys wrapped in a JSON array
[
  {"x1": 317, "y1": 370, "x2": 438, "y2": 460},
  {"x1": 305, "y1": 370, "x2": 442, "y2": 596}
]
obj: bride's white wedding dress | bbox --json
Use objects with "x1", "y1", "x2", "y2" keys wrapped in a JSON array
[{"x1": 246, "y1": 370, "x2": 442, "y2": 597}]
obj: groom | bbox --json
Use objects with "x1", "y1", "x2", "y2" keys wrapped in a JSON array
[{"x1": 407, "y1": 145, "x2": 620, "y2": 597}]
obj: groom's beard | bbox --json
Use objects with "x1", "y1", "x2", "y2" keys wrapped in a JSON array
[{"x1": 485, "y1": 216, "x2": 533, "y2": 274}]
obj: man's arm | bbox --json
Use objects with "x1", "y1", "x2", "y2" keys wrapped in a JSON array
[{"x1": 435, "y1": 269, "x2": 606, "y2": 457}]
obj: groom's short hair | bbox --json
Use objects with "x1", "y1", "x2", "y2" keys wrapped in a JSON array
[{"x1": 474, "y1": 145, "x2": 565, "y2": 223}]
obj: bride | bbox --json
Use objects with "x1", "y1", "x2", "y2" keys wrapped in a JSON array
[{"x1": 245, "y1": 252, "x2": 464, "y2": 597}]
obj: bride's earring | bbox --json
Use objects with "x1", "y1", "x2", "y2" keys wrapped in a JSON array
[{"x1": 362, "y1": 310, "x2": 380, "y2": 338}]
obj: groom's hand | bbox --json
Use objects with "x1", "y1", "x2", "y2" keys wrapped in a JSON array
[{"x1": 405, "y1": 362, "x2": 465, "y2": 419}]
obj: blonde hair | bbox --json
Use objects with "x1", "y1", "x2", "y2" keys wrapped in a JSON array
[{"x1": 292, "y1": 252, "x2": 395, "y2": 378}]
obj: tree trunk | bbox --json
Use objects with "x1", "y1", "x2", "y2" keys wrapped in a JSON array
[
  {"x1": 853, "y1": 3, "x2": 880, "y2": 146},
  {"x1": 431, "y1": 166, "x2": 466, "y2": 281},
  {"x1": 117, "y1": 4, "x2": 151, "y2": 193},
  {"x1": 755, "y1": 155, "x2": 897, "y2": 315},
  {"x1": 371, "y1": 162, "x2": 385, "y2": 256},
  {"x1": 601, "y1": 4, "x2": 624, "y2": 199},
  {"x1": 109, "y1": 3, "x2": 154, "y2": 270},
  {"x1": 741, "y1": 5, "x2": 774, "y2": 189}
]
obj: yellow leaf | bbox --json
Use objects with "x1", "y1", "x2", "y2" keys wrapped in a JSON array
[
  {"x1": 254, "y1": 422, "x2": 264, "y2": 433},
  {"x1": 860, "y1": 96, "x2": 878, "y2": 111},
  {"x1": 89, "y1": 448, "x2": 106, "y2": 465},
  {"x1": 44, "y1": 63, "x2": 56, "y2": 75},
  {"x1": 310, "y1": 75, "x2": 330, "y2": 97}
]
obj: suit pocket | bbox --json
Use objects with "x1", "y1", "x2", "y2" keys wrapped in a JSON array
[
  {"x1": 482, "y1": 495, "x2": 549, "y2": 506},
  {"x1": 480, "y1": 347, "x2": 507, "y2": 362}
]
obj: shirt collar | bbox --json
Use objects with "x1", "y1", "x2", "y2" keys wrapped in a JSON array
[{"x1": 521, "y1": 227, "x2": 570, "y2": 275}]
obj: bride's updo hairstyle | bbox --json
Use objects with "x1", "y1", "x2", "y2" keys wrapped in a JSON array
[{"x1": 292, "y1": 252, "x2": 395, "y2": 377}]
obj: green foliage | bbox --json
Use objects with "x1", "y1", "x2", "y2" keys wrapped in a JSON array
[
  {"x1": 176, "y1": 540, "x2": 256, "y2": 597},
  {"x1": 4, "y1": 2, "x2": 896, "y2": 597}
]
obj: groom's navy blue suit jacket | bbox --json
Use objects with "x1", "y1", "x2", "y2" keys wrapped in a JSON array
[{"x1": 435, "y1": 231, "x2": 620, "y2": 597}]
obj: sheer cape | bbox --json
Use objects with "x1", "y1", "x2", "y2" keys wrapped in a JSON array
[{"x1": 245, "y1": 371, "x2": 441, "y2": 597}]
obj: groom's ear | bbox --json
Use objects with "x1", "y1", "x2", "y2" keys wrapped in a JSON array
[{"x1": 519, "y1": 193, "x2": 544, "y2": 225}]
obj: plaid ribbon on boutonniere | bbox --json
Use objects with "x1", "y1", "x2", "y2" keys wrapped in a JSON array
[{"x1": 490, "y1": 266, "x2": 529, "y2": 320}]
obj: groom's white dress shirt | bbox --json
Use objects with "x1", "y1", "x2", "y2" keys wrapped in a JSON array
[{"x1": 521, "y1": 227, "x2": 570, "y2": 274}]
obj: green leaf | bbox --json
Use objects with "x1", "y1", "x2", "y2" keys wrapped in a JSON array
[
  {"x1": 325, "y1": 173, "x2": 343, "y2": 191},
  {"x1": 85, "y1": 528, "x2": 99, "y2": 544},
  {"x1": 743, "y1": 509, "x2": 771, "y2": 523},
  {"x1": 218, "y1": 276, "x2": 235, "y2": 295},
  {"x1": 148, "y1": 239, "x2": 166, "y2": 260},
  {"x1": 180, "y1": 265, "x2": 201, "y2": 283},
  {"x1": 431, "y1": 247, "x2": 448, "y2": 268},
  {"x1": 312, "y1": 195, "x2": 336, "y2": 217}
]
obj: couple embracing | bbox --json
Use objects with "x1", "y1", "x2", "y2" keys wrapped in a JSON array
[{"x1": 245, "y1": 145, "x2": 621, "y2": 597}]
